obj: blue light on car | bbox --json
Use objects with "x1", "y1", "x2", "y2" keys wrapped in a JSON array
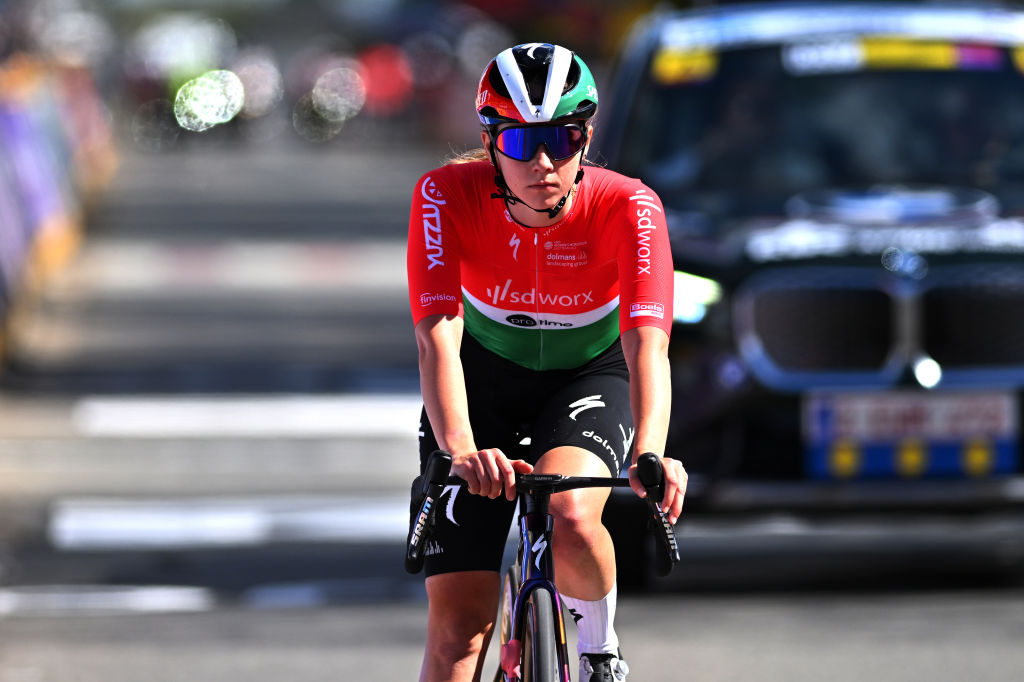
[{"x1": 673, "y1": 270, "x2": 722, "y2": 324}]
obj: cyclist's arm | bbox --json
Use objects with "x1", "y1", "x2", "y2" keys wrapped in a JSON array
[
  {"x1": 622, "y1": 325, "x2": 686, "y2": 524},
  {"x1": 415, "y1": 314, "x2": 475, "y2": 457},
  {"x1": 415, "y1": 314, "x2": 530, "y2": 500}
]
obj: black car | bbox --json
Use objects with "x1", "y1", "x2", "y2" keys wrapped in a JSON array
[{"x1": 596, "y1": 2, "x2": 1024, "y2": 583}]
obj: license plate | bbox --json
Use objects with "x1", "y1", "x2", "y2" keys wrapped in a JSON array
[{"x1": 803, "y1": 391, "x2": 1018, "y2": 479}]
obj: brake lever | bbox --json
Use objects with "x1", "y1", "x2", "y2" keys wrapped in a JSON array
[{"x1": 636, "y1": 452, "x2": 681, "y2": 577}]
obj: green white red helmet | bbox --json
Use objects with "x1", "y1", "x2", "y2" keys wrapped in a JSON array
[{"x1": 476, "y1": 43, "x2": 598, "y2": 126}]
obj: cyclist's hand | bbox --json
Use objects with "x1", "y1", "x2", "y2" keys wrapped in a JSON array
[
  {"x1": 628, "y1": 456, "x2": 687, "y2": 525},
  {"x1": 453, "y1": 449, "x2": 534, "y2": 501}
]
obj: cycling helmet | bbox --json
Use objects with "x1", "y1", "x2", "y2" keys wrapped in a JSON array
[
  {"x1": 476, "y1": 43, "x2": 598, "y2": 126},
  {"x1": 477, "y1": 43, "x2": 598, "y2": 221}
]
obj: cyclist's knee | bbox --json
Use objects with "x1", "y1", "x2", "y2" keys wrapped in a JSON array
[{"x1": 550, "y1": 492, "x2": 606, "y2": 550}]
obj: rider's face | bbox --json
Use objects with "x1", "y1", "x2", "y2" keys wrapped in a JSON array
[{"x1": 483, "y1": 124, "x2": 590, "y2": 226}]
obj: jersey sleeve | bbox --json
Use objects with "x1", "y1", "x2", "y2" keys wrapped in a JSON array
[
  {"x1": 616, "y1": 182, "x2": 674, "y2": 336},
  {"x1": 407, "y1": 169, "x2": 464, "y2": 326}
]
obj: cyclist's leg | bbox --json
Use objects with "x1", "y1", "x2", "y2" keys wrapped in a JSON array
[
  {"x1": 421, "y1": 570, "x2": 501, "y2": 682},
  {"x1": 416, "y1": 388, "x2": 519, "y2": 681},
  {"x1": 531, "y1": 372, "x2": 632, "y2": 670}
]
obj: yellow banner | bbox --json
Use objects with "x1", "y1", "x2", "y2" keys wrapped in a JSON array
[
  {"x1": 861, "y1": 38, "x2": 957, "y2": 70},
  {"x1": 651, "y1": 48, "x2": 718, "y2": 84}
]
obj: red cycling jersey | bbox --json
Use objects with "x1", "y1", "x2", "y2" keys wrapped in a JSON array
[{"x1": 407, "y1": 161, "x2": 673, "y2": 370}]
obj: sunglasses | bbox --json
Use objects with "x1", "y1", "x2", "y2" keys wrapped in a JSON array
[{"x1": 492, "y1": 123, "x2": 587, "y2": 162}]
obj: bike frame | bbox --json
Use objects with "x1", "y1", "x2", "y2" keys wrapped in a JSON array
[{"x1": 503, "y1": 484, "x2": 573, "y2": 681}]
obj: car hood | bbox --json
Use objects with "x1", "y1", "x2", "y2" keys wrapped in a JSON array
[{"x1": 670, "y1": 186, "x2": 1024, "y2": 273}]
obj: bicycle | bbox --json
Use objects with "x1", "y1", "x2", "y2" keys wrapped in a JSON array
[{"x1": 406, "y1": 450, "x2": 681, "y2": 682}]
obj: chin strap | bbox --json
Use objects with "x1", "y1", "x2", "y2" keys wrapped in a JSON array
[{"x1": 488, "y1": 146, "x2": 586, "y2": 221}]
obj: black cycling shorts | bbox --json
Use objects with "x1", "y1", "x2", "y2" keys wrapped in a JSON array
[{"x1": 415, "y1": 333, "x2": 634, "y2": 577}]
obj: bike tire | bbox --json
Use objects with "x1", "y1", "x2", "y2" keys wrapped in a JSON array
[
  {"x1": 494, "y1": 565, "x2": 519, "y2": 682},
  {"x1": 522, "y1": 588, "x2": 559, "y2": 682}
]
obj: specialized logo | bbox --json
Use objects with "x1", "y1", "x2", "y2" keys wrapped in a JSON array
[
  {"x1": 630, "y1": 302, "x2": 665, "y2": 319},
  {"x1": 522, "y1": 42, "x2": 546, "y2": 60},
  {"x1": 630, "y1": 189, "x2": 662, "y2": 276},
  {"x1": 570, "y1": 395, "x2": 605, "y2": 420},
  {"x1": 439, "y1": 484, "x2": 460, "y2": 526},
  {"x1": 509, "y1": 233, "x2": 521, "y2": 261},
  {"x1": 421, "y1": 176, "x2": 446, "y2": 271},
  {"x1": 620, "y1": 424, "x2": 636, "y2": 461},
  {"x1": 420, "y1": 292, "x2": 458, "y2": 307},
  {"x1": 531, "y1": 536, "x2": 548, "y2": 571},
  {"x1": 567, "y1": 608, "x2": 584, "y2": 625}
]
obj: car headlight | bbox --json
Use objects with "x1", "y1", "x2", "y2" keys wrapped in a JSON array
[{"x1": 673, "y1": 270, "x2": 722, "y2": 324}]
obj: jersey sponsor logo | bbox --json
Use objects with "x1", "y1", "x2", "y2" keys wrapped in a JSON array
[
  {"x1": 487, "y1": 279, "x2": 594, "y2": 308},
  {"x1": 543, "y1": 239, "x2": 589, "y2": 267},
  {"x1": 507, "y1": 314, "x2": 537, "y2": 327},
  {"x1": 420, "y1": 292, "x2": 458, "y2": 307},
  {"x1": 570, "y1": 395, "x2": 605, "y2": 420},
  {"x1": 506, "y1": 314, "x2": 573, "y2": 328},
  {"x1": 630, "y1": 302, "x2": 665, "y2": 319},
  {"x1": 583, "y1": 429, "x2": 618, "y2": 460},
  {"x1": 509, "y1": 233, "x2": 521, "y2": 261},
  {"x1": 630, "y1": 189, "x2": 662, "y2": 276},
  {"x1": 421, "y1": 177, "x2": 446, "y2": 270}
]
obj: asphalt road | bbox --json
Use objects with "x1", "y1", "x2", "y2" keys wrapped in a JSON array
[{"x1": 1, "y1": 587, "x2": 1023, "y2": 682}]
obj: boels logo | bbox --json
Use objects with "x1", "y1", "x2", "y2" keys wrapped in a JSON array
[{"x1": 506, "y1": 314, "x2": 538, "y2": 327}]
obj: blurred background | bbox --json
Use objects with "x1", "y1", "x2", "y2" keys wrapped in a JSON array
[{"x1": 1, "y1": 0, "x2": 1023, "y2": 680}]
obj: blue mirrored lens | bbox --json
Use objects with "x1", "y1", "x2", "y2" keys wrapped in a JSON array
[{"x1": 495, "y1": 125, "x2": 585, "y2": 161}]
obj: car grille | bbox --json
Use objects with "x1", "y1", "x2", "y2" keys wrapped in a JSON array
[
  {"x1": 923, "y1": 266, "x2": 1024, "y2": 368},
  {"x1": 735, "y1": 265, "x2": 1024, "y2": 390},
  {"x1": 751, "y1": 288, "x2": 893, "y2": 371}
]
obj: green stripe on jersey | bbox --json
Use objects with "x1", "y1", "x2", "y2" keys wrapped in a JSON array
[{"x1": 462, "y1": 296, "x2": 621, "y2": 370}]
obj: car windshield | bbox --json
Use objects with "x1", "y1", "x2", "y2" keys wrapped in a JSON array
[{"x1": 616, "y1": 41, "x2": 1024, "y2": 235}]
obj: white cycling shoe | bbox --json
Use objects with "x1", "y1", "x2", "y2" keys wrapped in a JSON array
[{"x1": 579, "y1": 650, "x2": 629, "y2": 681}]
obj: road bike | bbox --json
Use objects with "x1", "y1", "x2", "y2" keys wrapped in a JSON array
[{"x1": 406, "y1": 450, "x2": 680, "y2": 682}]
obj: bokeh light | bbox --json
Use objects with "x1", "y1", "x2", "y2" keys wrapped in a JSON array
[
  {"x1": 358, "y1": 44, "x2": 412, "y2": 116},
  {"x1": 311, "y1": 62, "x2": 365, "y2": 123},
  {"x1": 292, "y1": 93, "x2": 345, "y2": 143},
  {"x1": 126, "y1": 13, "x2": 237, "y2": 85},
  {"x1": 232, "y1": 49, "x2": 284, "y2": 120},
  {"x1": 455, "y1": 18, "x2": 514, "y2": 79},
  {"x1": 402, "y1": 32, "x2": 456, "y2": 90},
  {"x1": 25, "y1": 5, "x2": 116, "y2": 70},
  {"x1": 174, "y1": 70, "x2": 245, "y2": 132}
]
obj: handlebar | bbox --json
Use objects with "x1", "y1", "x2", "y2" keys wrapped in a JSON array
[{"x1": 405, "y1": 450, "x2": 681, "y2": 577}]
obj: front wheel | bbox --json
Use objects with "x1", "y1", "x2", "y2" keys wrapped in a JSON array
[{"x1": 522, "y1": 588, "x2": 559, "y2": 682}]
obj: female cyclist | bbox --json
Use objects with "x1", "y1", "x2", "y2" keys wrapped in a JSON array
[{"x1": 407, "y1": 43, "x2": 687, "y2": 682}]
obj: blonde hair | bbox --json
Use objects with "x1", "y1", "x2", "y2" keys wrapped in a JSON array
[{"x1": 446, "y1": 147, "x2": 490, "y2": 165}]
